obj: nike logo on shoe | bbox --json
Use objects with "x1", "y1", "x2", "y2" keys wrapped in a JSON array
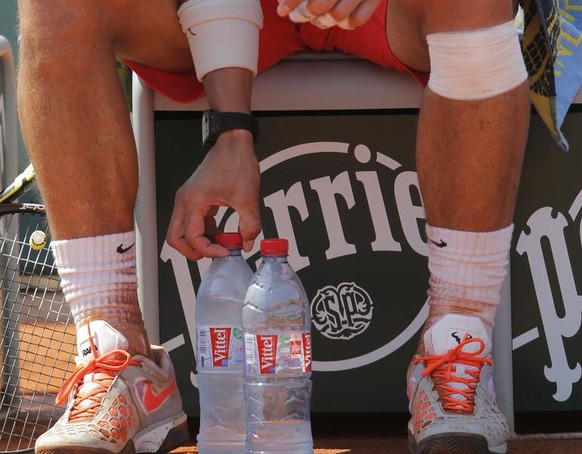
[
  {"x1": 137, "y1": 379, "x2": 177, "y2": 414},
  {"x1": 451, "y1": 331, "x2": 472, "y2": 345}
]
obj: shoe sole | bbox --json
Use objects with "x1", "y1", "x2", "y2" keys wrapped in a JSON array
[
  {"x1": 36, "y1": 444, "x2": 138, "y2": 454},
  {"x1": 138, "y1": 413, "x2": 190, "y2": 453},
  {"x1": 408, "y1": 432, "x2": 506, "y2": 454},
  {"x1": 35, "y1": 413, "x2": 190, "y2": 454}
]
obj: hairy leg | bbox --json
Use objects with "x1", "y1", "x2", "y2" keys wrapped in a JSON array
[
  {"x1": 389, "y1": 5, "x2": 528, "y2": 451},
  {"x1": 387, "y1": 0, "x2": 529, "y2": 353},
  {"x1": 17, "y1": 0, "x2": 194, "y2": 355},
  {"x1": 387, "y1": 0, "x2": 529, "y2": 232},
  {"x1": 17, "y1": 0, "x2": 193, "y2": 239}
]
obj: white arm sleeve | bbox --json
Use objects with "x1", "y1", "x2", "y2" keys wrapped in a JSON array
[{"x1": 178, "y1": 0, "x2": 263, "y2": 82}]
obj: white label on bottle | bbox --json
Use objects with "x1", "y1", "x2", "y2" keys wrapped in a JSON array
[
  {"x1": 196, "y1": 325, "x2": 244, "y2": 369},
  {"x1": 245, "y1": 331, "x2": 312, "y2": 375}
]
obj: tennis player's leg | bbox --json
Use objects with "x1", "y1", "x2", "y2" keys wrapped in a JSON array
[
  {"x1": 18, "y1": 0, "x2": 195, "y2": 354},
  {"x1": 387, "y1": 1, "x2": 529, "y2": 453},
  {"x1": 18, "y1": 2, "x2": 192, "y2": 452}
]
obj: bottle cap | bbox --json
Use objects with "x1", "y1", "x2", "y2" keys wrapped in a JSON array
[
  {"x1": 260, "y1": 238, "x2": 289, "y2": 256},
  {"x1": 215, "y1": 232, "x2": 243, "y2": 249}
]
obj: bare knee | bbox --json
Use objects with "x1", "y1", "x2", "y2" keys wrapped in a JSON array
[
  {"x1": 421, "y1": 1, "x2": 515, "y2": 34},
  {"x1": 18, "y1": 0, "x2": 117, "y2": 73},
  {"x1": 387, "y1": 0, "x2": 516, "y2": 71}
]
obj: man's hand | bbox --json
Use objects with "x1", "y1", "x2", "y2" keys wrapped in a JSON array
[
  {"x1": 166, "y1": 129, "x2": 261, "y2": 261},
  {"x1": 277, "y1": 0, "x2": 382, "y2": 30}
]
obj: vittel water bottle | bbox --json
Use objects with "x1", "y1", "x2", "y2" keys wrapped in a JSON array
[
  {"x1": 196, "y1": 232, "x2": 254, "y2": 454},
  {"x1": 243, "y1": 238, "x2": 313, "y2": 454}
]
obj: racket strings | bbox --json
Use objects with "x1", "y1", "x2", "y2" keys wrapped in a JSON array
[{"x1": 0, "y1": 211, "x2": 76, "y2": 452}]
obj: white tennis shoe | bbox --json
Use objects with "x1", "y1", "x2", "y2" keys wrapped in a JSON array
[
  {"x1": 407, "y1": 314, "x2": 509, "y2": 454},
  {"x1": 35, "y1": 321, "x2": 189, "y2": 454}
]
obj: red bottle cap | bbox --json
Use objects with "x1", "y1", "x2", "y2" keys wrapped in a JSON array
[
  {"x1": 260, "y1": 238, "x2": 289, "y2": 256},
  {"x1": 215, "y1": 232, "x2": 243, "y2": 249}
]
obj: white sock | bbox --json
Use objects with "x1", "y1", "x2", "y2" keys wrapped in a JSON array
[
  {"x1": 51, "y1": 231, "x2": 150, "y2": 356},
  {"x1": 424, "y1": 224, "x2": 513, "y2": 338}
]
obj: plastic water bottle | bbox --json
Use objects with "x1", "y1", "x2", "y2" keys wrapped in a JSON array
[
  {"x1": 243, "y1": 238, "x2": 313, "y2": 454},
  {"x1": 196, "y1": 232, "x2": 254, "y2": 454}
]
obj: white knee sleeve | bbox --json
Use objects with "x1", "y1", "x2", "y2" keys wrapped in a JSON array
[
  {"x1": 427, "y1": 21, "x2": 527, "y2": 100},
  {"x1": 178, "y1": 0, "x2": 263, "y2": 81}
]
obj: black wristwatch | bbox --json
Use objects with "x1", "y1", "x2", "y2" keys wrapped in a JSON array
[{"x1": 202, "y1": 109, "x2": 259, "y2": 151}]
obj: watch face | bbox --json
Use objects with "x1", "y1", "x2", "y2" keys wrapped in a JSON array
[
  {"x1": 201, "y1": 109, "x2": 258, "y2": 151},
  {"x1": 202, "y1": 110, "x2": 211, "y2": 143}
]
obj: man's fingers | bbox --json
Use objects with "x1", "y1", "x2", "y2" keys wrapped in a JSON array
[
  {"x1": 347, "y1": 0, "x2": 380, "y2": 28},
  {"x1": 166, "y1": 201, "x2": 186, "y2": 250},
  {"x1": 166, "y1": 205, "x2": 204, "y2": 261},
  {"x1": 190, "y1": 235, "x2": 229, "y2": 258},
  {"x1": 183, "y1": 212, "x2": 228, "y2": 258},
  {"x1": 284, "y1": 0, "x2": 338, "y2": 20},
  {"x1": 238, "y1": 206, "x2": 262, "y2": 253},
  {"x1": 284, "y1": 0, "x2": 377, "y2": 29},
  {"x1": 312, "y1": 12, "x2": 337, "y2": 28},
  {"x1": 277, "y1": 0, "x2": 305, "y2": 17},
  {"x1": 287, "y1": 1, "x2": 316, "y2": 22},
  {"x1": 168, "y1": 237, "x2": 204, "y2": 262},
  {"x1": 167, "y1": 199, "x2": 228, "y2": 260}
]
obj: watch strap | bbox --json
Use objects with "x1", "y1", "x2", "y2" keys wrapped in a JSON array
[{"x1": 202, "y1": 109, "x2": 259, "y2": 151}]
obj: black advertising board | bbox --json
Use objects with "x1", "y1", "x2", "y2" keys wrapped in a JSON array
[
  {"x1": 154, "y1": 111, "x2": 428, "y2": 415},
  {"x1": 511, "y1": 108, "x2": 582, "y2": 412},
  {"x1": 152, "y1": 107, "x2": 582, "y2": 417}
]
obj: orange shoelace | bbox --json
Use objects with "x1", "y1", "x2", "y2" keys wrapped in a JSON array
[
  {"x1": 56, "y1": 324, "x2": 140, "y2": 422},
  {"x1": 414, "y1": 336, "x2": 492, "y2": 413}
]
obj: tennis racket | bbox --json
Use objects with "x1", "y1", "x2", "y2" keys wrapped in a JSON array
[{"x1": 0, "y1": 164, "x2": 76, "y2": 453}]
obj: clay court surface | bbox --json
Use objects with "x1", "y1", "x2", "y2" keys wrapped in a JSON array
[
  {"x1": 169, "y1": 437, "x2": 582, "y2": 454},
  {"x1": 169, "y1": 413, "x2": 582, "y2": 454}
]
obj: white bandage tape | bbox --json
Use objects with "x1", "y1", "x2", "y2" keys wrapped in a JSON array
[
  {"x1": 178, "y1": 0, "x2": 263, "y2": 81},
  {"x1": 288, "y1": 1, "x2": 316, "y2": 23},
  {"x1": 427, "y1": 21, "x2": 527, "y2": 101},
  {"x1": 312, "y1": 12, "x2": 352, "y2": 30},
  {"x1": 289, "y1": 1, "x2": 352, "y2": 30}
]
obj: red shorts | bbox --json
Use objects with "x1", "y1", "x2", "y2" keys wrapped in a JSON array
[{"x1": 126, "y1": 0, "x2": 428, "y2": 103}]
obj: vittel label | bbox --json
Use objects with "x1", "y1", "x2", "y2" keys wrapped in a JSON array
[
  {"x1": 245, "y1": 331, "x2": 312, "y2": 375},
  {"x1": 210, "y1": 327, "x2": 231, "y2": 366},
  {"x1": 257, "y1": 334, "x2": 277, "y2": 374},
  {"x1": 302, "y1": 332, "x2": 312, "y2": 372},
  {"x1": 196, "y1": 325, "x2": 244, "y2": 369}
]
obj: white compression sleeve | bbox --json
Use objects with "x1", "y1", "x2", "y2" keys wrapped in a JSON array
[{"x1": 178, "y1": 0, "x2": 263, "y2": 81}]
